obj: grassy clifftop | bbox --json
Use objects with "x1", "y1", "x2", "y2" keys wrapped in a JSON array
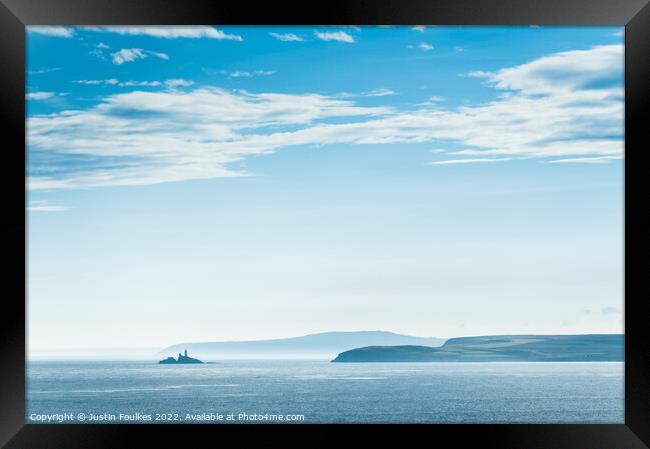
[{"x1": 331, "y1": 334, "x2": 624, "y2": 363}]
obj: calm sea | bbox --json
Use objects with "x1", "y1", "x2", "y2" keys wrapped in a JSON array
[{"x1": 27, "y1": 360, "x2": 624, "y2": 424}]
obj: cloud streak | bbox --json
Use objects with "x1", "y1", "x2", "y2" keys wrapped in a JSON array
[
  {"x1": 111, "y1": 48, "x2": 169, "y2": 65},
  {"x1": 26, "y1": 92, "x2": 57, "y2": 100},
  {"x1": 29, "y1": 67, "x2": 62, "y2": 75},
  {"x1": 227, "y1": 70, "x2": 275, "y2": 78},
  {"x1": 407, "y1": 42, "x2": 434, "y2": 51},
  {"x1": 269, "y1": 32, "x2": 304, "y2": 42},
  {"x1": 364, "y1": 88, "x2": 397, "y2": 97},
  {"x1": 73, "y1": 78, "x2": 194, "y2": 88},
  {"x1": 546, "y1": 155, "x2": 623, "y2": 164},
  {"x1": 314, "y1": 31, "x2": 355, "y2": 43},
  {"x1": 28, "y1": 26, "x2": 74, "y2": 38},
  {"x1": 27, "y1": 201, "x2": 71, "y2": 212},
  {"x1": 430, "y1": 158, "x2": 516, "y2": 165},
  {"x1": 84, "y1": 26, "x2": 243, "y2": 41}
]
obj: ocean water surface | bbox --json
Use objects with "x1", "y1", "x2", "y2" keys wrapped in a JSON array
[{"x1": 27, "y1": 360, "x2": 624, "y2": 424}]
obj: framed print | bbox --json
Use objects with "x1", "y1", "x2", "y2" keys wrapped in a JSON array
[{"x1": 1, "y1": 0, "x2": 649, "y2": 447}]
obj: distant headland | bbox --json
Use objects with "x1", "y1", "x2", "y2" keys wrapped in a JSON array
[
  {"x1": 159, "y1": 331, "x2": 445, "y2": 359},
  {"x1": 159, "y1": 349, "x2": 204, "y2": 364},
  {"x1": 158, "y1": 332, "x2": 625, "y2": 362},
  {"x1": 331, "y1": 334, "x2": 624, "y2": 363}
]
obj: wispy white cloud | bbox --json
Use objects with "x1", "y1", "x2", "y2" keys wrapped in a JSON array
[
  {"x1": 227, "y1": 70, "x2": 275, "y2": 78},
  {"x1": 111, "y1": 48, "x2": 146, "y2": 65},
  {"x1": 546, "y1": 155, "x2": 622, "y2": 164},
  {"x1": 412, "y1": 26, "x2": 426, "y2": 32},
  {"x1": 407, "y1": 42, "x2": 434, "y2": 51},
  {"x1": 336, "y1": 88, "x2": 397, "y2": 98},
  {"x1": 119, "y1": 80, "x2": 162, "y2": 87},
  {"x1": 364, "y1": 88, "x2": 397, "y2": 97},
  {"x1": 148, "y1": 51, "x2": 169, "y2": 61},
  {"x1": 164, "y1": 79, "x2": 194, "y2": 88},
  {"x1": 28, "y1": 67, "x2": 62, "y2": 75},
  {"x1": 27, "y1": 44, "x2": 623, "y2": 190},
  {"x1": 111, "y1": 48, "x2": 169, "y2": 65},
  {"x1": 26, "y1": 92, "x2": 56, "y2": 100},
  {"x1": 430, "y1": 158, "x2": 516, "y2": 165},
  {"x1": 73, "y1": 79, "x2": 120, "y2": 86},
  {"x1": 28, "y1": 26, "x2": 74, "y2": 38},
  {"x1": 73, "y1": 78, "x2": 193, "y2": 88},
  {"x1": 27, "y1": 200, "x2": 71, "y2": 212},
  {"x1": 467, "y1": 44, "x2": 623, "y2": 95},
  {"x1": 27, "y1": 88, "x2": 390, "y2": 190},
  {"x1": 89, "y1": 42, "x2": 110, "y2": 60},
  {"x1": 416, "y1": 95, "x2": 444, "y2": 107},
  {"x1": 314, "y1": 31, "x2": 355, "y2": 43},
  {"x1": 84, "y1": 26, "x2": 243, "y2": 41},
  {"x1": 269, "y1": 32, "x2": 304, "y2": 42}
]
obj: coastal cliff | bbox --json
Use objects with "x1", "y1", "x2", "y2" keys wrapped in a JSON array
[{"x1": 331, "y1": 334, "x2": 624, "y2": 363}]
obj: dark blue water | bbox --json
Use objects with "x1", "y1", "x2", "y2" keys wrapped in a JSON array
[{"x1": 27, "y1": 361, "x2": 624, "y2": 424}]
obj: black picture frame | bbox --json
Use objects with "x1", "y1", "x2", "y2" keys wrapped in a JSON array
[{"x1": 1, "y1": 0, "x2": 648, "y2": 447}]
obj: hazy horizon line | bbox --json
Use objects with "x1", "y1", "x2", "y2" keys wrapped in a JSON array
[{"x1": 28, "y1": 329, "x2": 625, "y2": 354}]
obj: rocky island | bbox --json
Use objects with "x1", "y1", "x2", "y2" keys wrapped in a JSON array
[
  {"x1": 331, "y1": 334, "x2": 624, "y2": 363},
  {"x1": 159, "y1": 349, "x2": 204, "y2": 364}
]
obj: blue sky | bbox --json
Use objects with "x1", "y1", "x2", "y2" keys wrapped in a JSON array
[{"x1": 26, "y1": 26, "x2": 623, "y2": 353}]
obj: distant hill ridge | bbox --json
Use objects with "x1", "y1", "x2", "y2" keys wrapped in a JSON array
[
  {"x1": 331, "y1": 334, "x2": 624, "y2": 363},
  {"x1": 160, "y1": 331, "x2": 445, "y2": 359}
]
